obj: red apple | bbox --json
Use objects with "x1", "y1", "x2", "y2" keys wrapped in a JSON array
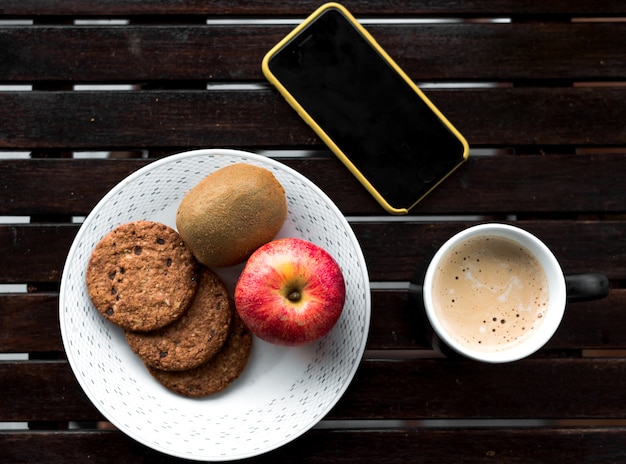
[{"x1": 234, "y1": 237, "x2": 346, "y2": 346}]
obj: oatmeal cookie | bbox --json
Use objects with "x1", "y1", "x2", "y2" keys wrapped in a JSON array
[
  {"x1": 148, "y1": 307, "x2": 252, "y2": 397},
  {"x1": 86, "y1": 220, "x2": 198, "y2": 332},
  {"x1": 125, "y1": 266, "x2": 231, "y2": 371}
]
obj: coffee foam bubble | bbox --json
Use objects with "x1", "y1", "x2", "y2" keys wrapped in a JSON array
[{"x1": 433, "y1": 235, "x2": 549, "y2": 352}]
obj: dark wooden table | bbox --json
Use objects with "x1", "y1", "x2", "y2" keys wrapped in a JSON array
[{"x1": 2, "y1": 2, "x2": 626, "y2": 463}]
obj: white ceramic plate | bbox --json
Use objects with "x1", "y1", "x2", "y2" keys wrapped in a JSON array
[{"x1": 59, "y1": 149, "x2": 371, "y2": 461}]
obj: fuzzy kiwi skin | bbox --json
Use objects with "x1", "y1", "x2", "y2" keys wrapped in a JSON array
[{"x1": 176, "y1": 163, "x2": 287, "y2": 268}]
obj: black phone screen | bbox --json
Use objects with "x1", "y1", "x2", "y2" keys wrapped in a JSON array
[{"x1": 267, "y1": 8, "x2": 467, "y2": 210}]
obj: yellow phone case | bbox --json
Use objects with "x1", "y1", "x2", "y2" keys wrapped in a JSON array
[{"x1": 262, "y1": 2, "x2": 469, "y2": 215}]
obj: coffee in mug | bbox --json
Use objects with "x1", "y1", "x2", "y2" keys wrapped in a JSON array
[
  {"x1": 422, "y1": 223, "x2": 609, "y2": 363},
  {"x1": 432, "y1": 234, "x2": 548, "y2": 352}
]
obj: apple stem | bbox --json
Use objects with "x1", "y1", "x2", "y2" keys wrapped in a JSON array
[{"x1": 287, "y1": 290, "x2": 301, "y2": 302}]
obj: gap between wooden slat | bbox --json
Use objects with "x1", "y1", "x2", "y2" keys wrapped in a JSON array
[
  {"x1": 315, "y1": 418, "x2": 626, "y2": 429},
  {"x1": 8, "y1": 417, "x2": 624, "y2": 432}
]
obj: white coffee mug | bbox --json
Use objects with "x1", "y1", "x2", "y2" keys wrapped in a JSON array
[{"x1": 422, "y1": 223, "x2": 608, "y2": 363}]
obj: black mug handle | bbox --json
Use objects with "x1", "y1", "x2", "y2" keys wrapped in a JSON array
[{"x1": 565, "y1": 273, "x2": 609, "y2": 302}]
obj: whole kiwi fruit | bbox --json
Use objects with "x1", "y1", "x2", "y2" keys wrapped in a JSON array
[{"x1": 176, "y1": 163, "x2": 287, "y2": 267}]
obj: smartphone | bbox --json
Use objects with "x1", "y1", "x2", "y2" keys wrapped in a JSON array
[{"x1": 262, "y1": 2, "x2": 469, "y2": 214}]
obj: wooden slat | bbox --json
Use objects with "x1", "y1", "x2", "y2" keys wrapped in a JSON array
[
  {"x1": 1, "y1": 221, "x2": 625, "y2": 284},
  {"x1": 264, "y1": 427, "x2": 626, "y2": 464},
  {"x1": 2, "y1": 289, "x2": 624, "y2": 353},
  {"x1": 2, "y1": 23, "x2": 625, "y2": 82},
  {"x1": 336, "y1": 358, "x2": 626, "y2": 420},
  {"x1": 0, "y1": 224, "x2": 78, "y2": 283},
  {"x1": 0, "y1": 159, "x2": 144, "y2": 216},
  {"x1": 1, "y1": 221, "x2": 624, "y2": 284},
  {"x1": 2, "y1": 427, "x2": 626, "y2": 464},
  {"x1": 354, "y1": 220, "x2": 626, "y2": 281},
  {"x1": 2, "y1": 0, "x2": 626, "y2": 18},
  {"x1": 0, "y1": 293, "x2": 60, "y2": 353},
  {"x1": 3, "y1": 154, "x2": 626, "y2": 216},
  {"x1": 0, "y1": 361, "x2": 101, "y2": 422},
  {"x1": 2, "y1": 358, "x2": 626, "y2": 422},
  {"x1": 1, "y1": 88, "x2": 625, "y2": 150}
]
